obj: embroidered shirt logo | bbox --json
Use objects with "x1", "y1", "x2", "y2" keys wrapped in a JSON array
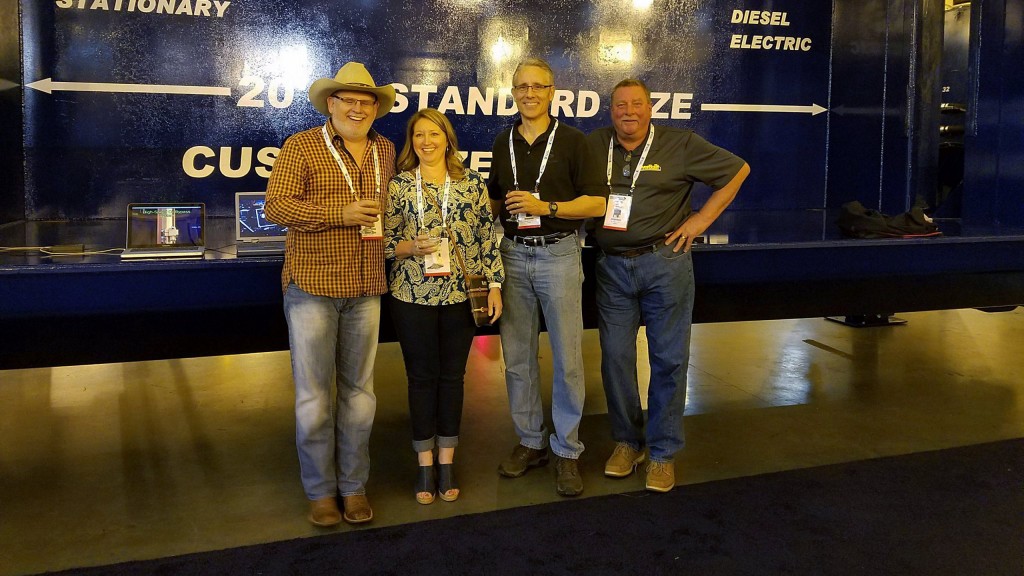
[{"x1": 640, "y1": 164, "x2": 662, "y2": 172}]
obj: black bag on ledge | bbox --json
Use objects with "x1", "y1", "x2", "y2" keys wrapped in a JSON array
[{"x1": 837, "y1": 199, "x2": 942, "y2": 239}]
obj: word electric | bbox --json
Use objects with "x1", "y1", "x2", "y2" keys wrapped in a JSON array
[{"x1": 729, "y1": 35, "x2": 812, "y2": 51}]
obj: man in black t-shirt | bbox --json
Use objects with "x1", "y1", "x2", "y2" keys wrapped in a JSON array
[{"x1": 487, "y1": 58, "x2": 607, "y2": 497}]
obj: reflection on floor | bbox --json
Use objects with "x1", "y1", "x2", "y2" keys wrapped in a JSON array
[{"x1": 1, "y1": 308, "x2": 1022, "y2": 575}]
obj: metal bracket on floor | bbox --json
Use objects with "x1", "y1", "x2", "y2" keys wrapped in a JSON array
[{"x1": 825, "y1": 314, "x2": 908, "y2": 327}]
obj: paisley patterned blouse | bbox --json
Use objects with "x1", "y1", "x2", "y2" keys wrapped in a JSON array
[{"x1": 384, "y1": 169, "x2": 504, "y2": 306}]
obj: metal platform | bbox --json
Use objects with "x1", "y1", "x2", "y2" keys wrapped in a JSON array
[{"x1": 3, "y1": 212, "x2": 1023, "y2": 369}]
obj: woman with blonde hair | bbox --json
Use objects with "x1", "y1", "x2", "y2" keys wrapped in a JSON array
[{"x1": 384, "y1": 108, "x2": 504, "y2": 504}]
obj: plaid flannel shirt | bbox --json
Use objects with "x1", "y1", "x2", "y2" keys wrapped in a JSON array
[{"x1": 265, "y1": 121, "x2": 396, "y2": 298}]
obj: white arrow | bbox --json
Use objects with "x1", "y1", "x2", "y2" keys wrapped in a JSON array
[
  {"x1": 26, "y1": 77, "x2": 231, "y2": 96},
  {"x1": 0, "y1": 79, "x2": 17, "y2": 91},
  {"x1": 701, "y1": 103, "x2": 827, "y2": 116}
]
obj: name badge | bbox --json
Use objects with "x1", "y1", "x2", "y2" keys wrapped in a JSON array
[
  {"x1": 603, "y1": 194, "x2": 632, "y2": 231},
  {"x1": 360, "y1": 217, "x2": 383, "y2": 240},
  {"x1": 424, "y1": 237, "x2": 452, "y2": 276},
  {"x1": 515, "y1": 191, "x2": 542, "y2": 229}
]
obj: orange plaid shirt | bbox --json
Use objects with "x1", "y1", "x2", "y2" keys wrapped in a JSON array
[{"x1": 265, "y1": 121, "x2": 396, "y2": 298}]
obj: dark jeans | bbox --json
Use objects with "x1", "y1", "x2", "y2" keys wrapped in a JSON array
[
  {"x1": 389, "y1": 296, "x2": 478, "y2": 452},
  {"x1": 596, "y1": 245, "x2": 695, "y2": 462}
]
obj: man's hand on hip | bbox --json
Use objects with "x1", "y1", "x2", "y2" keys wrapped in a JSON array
[{"x1": 665, "y1": 211, "x2": 710, "y2": 253}]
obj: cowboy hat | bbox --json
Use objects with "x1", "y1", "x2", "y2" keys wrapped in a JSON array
[{"x1": 308, "y1": 62, "x2": 396, "y2": 119}]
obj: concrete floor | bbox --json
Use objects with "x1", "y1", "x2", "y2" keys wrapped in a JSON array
[{"x1": 1, "y1": 308, "x2": 1022, "y2": 575}]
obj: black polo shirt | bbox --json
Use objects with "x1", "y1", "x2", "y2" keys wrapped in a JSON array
[
  {"x1": 487, "y1": 118, "x2": 600, "y2": 237},
  {"x1": 584, "y1": 125, "x2": 746, "y2": 253}
]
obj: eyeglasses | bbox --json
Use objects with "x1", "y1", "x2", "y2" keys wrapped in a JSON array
[
  {"x1": 512, "y1": 84, "x2": 553, "y2": 95},
  {"x1": 622, "y1": 151, "x2": 632, "y2": 178},
  {"x1": 330, "y1": 95, "x2": 377, "y2": 108}
]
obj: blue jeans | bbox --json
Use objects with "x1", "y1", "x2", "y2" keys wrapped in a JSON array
[
  {"x1": 283, "y1": 284, "x2": 380, "y2": 499},
  {"x1": 498, "y1": 235, "x2": 586, "y2": 459},
  {"x1": 595, "y1": 244, "x2": 695, "y2": 462}
]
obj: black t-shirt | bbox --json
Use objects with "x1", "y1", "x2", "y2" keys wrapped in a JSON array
[
  {"x1": 584, "y1": 125, "x2": 746, "y2": 253},
  {"x1": 487, "y1": 118, "x2": 601, "y2": 237}
]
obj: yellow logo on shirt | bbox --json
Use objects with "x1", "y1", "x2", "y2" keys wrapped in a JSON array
[{"x1": 640, "y1": 164, "x2": 662, "y2": 172}]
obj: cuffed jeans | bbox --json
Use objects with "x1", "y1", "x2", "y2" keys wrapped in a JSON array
[
  {"x1": 498, "y1": 235, "x2": 586, "y2": 459},
  {"x1": 389, "y1": 296, "x2": 477, "y2": 453},
  {"x1": 283, "y1": 284, "x2": 379, "y2": 500},
  {"x1": 595, "y1": 243, "x2": 695, "y2": 462}
]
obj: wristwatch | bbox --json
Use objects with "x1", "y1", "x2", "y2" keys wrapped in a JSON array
[{"x1": 548, "y1": 202, "x2": 559, "y2": 218}]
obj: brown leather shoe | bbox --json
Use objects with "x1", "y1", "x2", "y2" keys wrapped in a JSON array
[
  {"x1": 342, "y1": 494, "x2": 374, "y2": 524},
  {"x1": 308, "y1": 496, "x2": 342, "y2": 527},
  {"x1": 498, "y1": 445, "x2": 549, "y2": 478}
]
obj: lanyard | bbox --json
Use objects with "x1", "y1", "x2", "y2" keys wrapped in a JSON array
[
  {"x1": 415, "y1": 167, "x2": 451, "y2": 231},
  {"x1": 510, "y1": 119, "x2": 559, "y2": 193},
  {"x1": 606, "y1": 124, "x2": 655, "y2": 196},
  {"x1": 321, "y1": 123, "x2": 380, "y2": 201}
]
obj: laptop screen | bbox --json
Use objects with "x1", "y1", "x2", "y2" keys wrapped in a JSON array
[
  {"x1": 126, "y1": 203, "x2": 205, "y2": 249},
  {"x1": 235, "y1": 192, "x2": 287, "y2": 242}
]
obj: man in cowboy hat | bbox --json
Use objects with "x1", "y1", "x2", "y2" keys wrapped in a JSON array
[{"x1": 265, "y1": 62, "x2": 396, "y2": 527}]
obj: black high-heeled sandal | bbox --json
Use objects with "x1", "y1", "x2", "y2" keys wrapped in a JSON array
[
  {"x1": 415, "y1": 465, "x2": 436, "y2": 505},
  {"x1": 438, "y1": 463, "x2": 459, "y2": 502}
]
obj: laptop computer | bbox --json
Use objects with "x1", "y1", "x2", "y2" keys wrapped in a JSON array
[
  {"x1": 235, "y1": 192, "x2": 287, "y2": 256},
  {"x1": 121, "y1": 203, "x2": 207, "y2": 260}
]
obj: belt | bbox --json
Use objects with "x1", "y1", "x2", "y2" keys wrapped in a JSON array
[
  {"x1": 507, "y1": 231, "x2": 574, "y2": 247},
  {"x1": 607, "y1": 242, "x2": 662, "y2": 258}
]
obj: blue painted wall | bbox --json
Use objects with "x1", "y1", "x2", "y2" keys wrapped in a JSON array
[
  {"x1": 21, "y1": 0, "x2": 834, "y2": 219},
  {"x1": 963, "y1": 0, "x2": 1024, "y2": 231},
  {"x1": 13, "y1": 0, "x2": 1024, "y2": 230},
  {"x1": 825, "y1": 0, "x2": 942, "y2": 216}
]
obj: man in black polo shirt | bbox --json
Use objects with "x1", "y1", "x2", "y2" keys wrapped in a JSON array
[
  {"x1": 587, "y1": 78, "x2": 750, "y2": 493},
  {"x1": 487, "y1": 57, "x2": 607, "y2": 497}
]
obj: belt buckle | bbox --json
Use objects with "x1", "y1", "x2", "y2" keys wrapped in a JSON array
[{"x1": 524, "y1": 236, "x2": 543, "y2": 247}]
